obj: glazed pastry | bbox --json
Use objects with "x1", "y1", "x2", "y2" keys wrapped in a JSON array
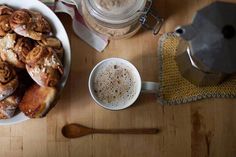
[
  {"x1": 0, "y1": 5, "x2": 14, "y2": 37},
  {"x1": 0, "y1": 60, "x2": 19, "y2": 101},
  {"x1": 30, "y1": 11, "x2": 51, "y2": 34},
  {"x1": 0, "y1": 92, "x2": 21, "y2": 119},
  {"x1": 19, "y1": 84, "x2": 57, "y2": 118},
  {"x1": 37, "y1": 37, "x2": 64, "y2": 61},
  {"x1": 0, "y1": 5, "x2": 14, "y2": 15},
  {"x1": 37, "y1": 37, "x2": 61, "y2": 49},
  {"x1": 0, "y1": 33, "x2": 33, "y2": 68},
  {"x1": 0, "y1": 83, "x2": 25, "y2": 119},
  {"x1": 0, "y1": 33, "x2": 16, "y2": 49},
  {"x1": 14, "y1": 37, "x2": 34, "y2": 63},
  {"x1": 9, "y1": 9, "x2": 51, "y2": 40},
  {"x1": 0, "y1": 6, "x2": 65, "y2": 119},
  {"x1": 26, "y1": 46, "x2": 63, "y2": 87}
]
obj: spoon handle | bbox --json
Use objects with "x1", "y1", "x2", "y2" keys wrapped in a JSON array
[{"x1": 93, "y1": 128, "x2": 159, "y2": 134}]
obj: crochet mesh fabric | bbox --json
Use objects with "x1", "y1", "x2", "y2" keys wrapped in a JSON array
[{"x1": 158, "y1": 33, "x2": 236, "y2": 105}]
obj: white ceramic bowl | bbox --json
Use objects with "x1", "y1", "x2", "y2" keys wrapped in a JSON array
[{"x1": 0, "y1": 0, "x2": 71, "y2": 125}]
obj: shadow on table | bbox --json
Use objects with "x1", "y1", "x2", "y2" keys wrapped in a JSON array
[{"x1": 128, "y1": 42, "x2": 161, "y2": 109}]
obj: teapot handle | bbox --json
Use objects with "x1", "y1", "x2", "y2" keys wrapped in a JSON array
[{"x1": 175, "y1": 25, "x2": 196, "y2": 40}]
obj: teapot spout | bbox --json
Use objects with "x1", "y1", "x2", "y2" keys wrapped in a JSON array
[{"x1": 175, "y1": 25, "x2": 196, "y2": 40}]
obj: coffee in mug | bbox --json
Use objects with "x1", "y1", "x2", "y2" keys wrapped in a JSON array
[
  {"x1": 89, "y1": 58, "x2": 159, "y2": 110},
  {"x1": 92, "y1": 60, "x2": 138, "y2": 107}
]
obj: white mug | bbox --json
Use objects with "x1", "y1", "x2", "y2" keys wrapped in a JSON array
[{"x1": 88, "y1": 58, "x2": 159, "y2": 110}]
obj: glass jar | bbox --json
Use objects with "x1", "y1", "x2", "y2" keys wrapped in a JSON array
[{"x1": 81, "y1": 0, "x2": 164, "y2": 39}]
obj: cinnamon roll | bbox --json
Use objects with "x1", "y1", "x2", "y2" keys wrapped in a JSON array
[
  {"x1": 0, "y1": 15, "x2": 11, "y2": 37},
  {"x1": 0, "y1": 5, "x2": 14, "y2": 37},
  {"x1": 0, "y1": 93, "x2": 21, "y2": 119},
  {"x1": 0, "y1": 60, "x2": 19, "y2": 101},
  {"x1": 26, "y1": 46, "x2": 63, "y2": 87},
  {"x1": 10, "y1": 9, "x2": 52, "y2": 40},
  {"x1": 0, "y1": 6, "x2": 65, "y2": 119},
  {"x1": 37, "y1": 37, "x2": 64, "y2": 61},
  {"x1": 30, "y1": 11, "x2": 51, "y2": 34},
  {"x1": 19, "y1": 84, "x2": 57, "y2": 118},
  {"x1": 0, "y1": 84, "x2": 24, "y2": 119},
  {"x1": 0, "y1": 33, "x2": 33, "y2": 68},
  {"x1": 0, "y1": 5, "x2": 14, "y2": 15},
  {"x1": 14, "y1": 37, "x2": 34, "y2": 64}
]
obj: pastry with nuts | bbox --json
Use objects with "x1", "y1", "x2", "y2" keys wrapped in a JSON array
[
  {"x1": 0, "y1": 5, "x2": 14, "y2": 37},
  {"x1": 0, "y1": 33, "x2": 34, "y2": 68},
  {"x1": 0, "y1": 60, "x2": 19, "y2": 101},
  {"x1": 26, "y1": 45, "x2": 63, "y2": 87},
  {"x1": 0, "y1": 5, "x2": 65, "y2": 119},
  {"x1": 9, "y1": 9, "x2": 52, "y2": 40}
]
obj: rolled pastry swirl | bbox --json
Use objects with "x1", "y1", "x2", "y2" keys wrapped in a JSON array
[
  {"x1": 0, "y1": 5, "x2": 14, "y2": 15},
  {"x1": 0, "y1": 5, "x2": 14, "y2": 37},
  {"x1": 30, "y1": 11, "x2": 51, "y2": 34},
  {"x1": 0, "y1": 33, "x2": 33, "y2": 68},
  {"x1": 14, "y1": 37, "x2": 34, "y2": 64},
  {"x1": 0, "y1": 60, "x2": 19, "y2": 101},
  {"x1": 10, "y1": 9, "x2": 51, "y2": 40},
  {"x1": 37, "y1": 37, "x2": 64, "y2": 61},
  {"x1": 26, "y1": 46, "x2": 63, "y2": 87},
  {"x1": 0, "y1": 88, "x2": 22, "y2": 119}
]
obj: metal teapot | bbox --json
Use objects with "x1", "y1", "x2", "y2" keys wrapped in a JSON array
[{"x1": 175, "y1": 1, "x2": 236, "y2": 74}]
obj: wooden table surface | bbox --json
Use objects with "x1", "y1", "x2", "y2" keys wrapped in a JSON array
[{"x1": 1, "y1": 0, "x2": 236, "y2": 157}]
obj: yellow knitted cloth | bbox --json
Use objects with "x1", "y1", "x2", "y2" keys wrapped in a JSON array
[{"x1": 158, "y1": 33, "x2": 236, "y2": 104}]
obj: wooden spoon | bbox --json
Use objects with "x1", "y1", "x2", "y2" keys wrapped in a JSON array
[{"x1": 62, "y1": 123, "x2": 160, "y2": 138}]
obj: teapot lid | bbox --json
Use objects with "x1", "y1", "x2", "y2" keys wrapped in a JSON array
[{"x1": 177, "y1": 2, "x2": 236, "y2": 74}]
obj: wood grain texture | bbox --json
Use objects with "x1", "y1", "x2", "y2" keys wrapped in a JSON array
[{"x1": 1, "y1": 0, "x2": 236, "y2": 157}]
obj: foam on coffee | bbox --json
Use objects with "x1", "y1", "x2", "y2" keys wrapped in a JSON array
[{"x1": 92, "y1": 61, "x2": 137, "y2": 107}]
